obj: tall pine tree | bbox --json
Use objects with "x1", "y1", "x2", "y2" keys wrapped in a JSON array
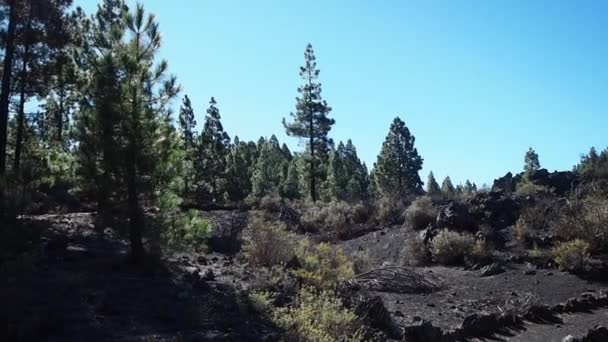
[
  {"x1": 283, "y1": 44, "x2": 334, "y2": 202},
  {"x1": 195, "y1": 97, "x2": 230, "y2": 204},
  {"x1": 178, "y1": 94, "x2": 197, "y2": 196}
]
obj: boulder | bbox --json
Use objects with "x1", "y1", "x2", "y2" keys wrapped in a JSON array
[
  {"x1": 467, "y1": 190, "x2": 520, "y2": 230},
  {"x1": 528, "y1": 169, "x2": 579, "y2": 195},
  {"x1": 436, "y1": 202, "x2": 476, "y2": 232}
]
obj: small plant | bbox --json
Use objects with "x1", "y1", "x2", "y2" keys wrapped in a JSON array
[
  {"x1": 404, "y1": 196, "x2": 437, "y2": 230},
  {"x1": 514, "y1": 217, "x2": 527, "y2": 244},
  {"x1": 273, "y1": 286, "x2": 364, "y2": 342},
  {"x1": 528, "y1": 242, "x2": 545, "y2": 258},
  {"x1": 552, "y1": 239, "x2": 590, "y2": 272},
  {"x1": 471, "y1": 238, "x2": 491, "y2": 262},
  {"x1": 430, "y1": 229, "x2": 475, "y2": 265},
  {"x1": 249, "y1": 290, "x2": 275, "y2": 315},
  {"x1": 244, "y1": 213, "x2": 296, "y2": 267},
  {"x1": 161, "y1": 209, "x2": 212, "y2": 252},
  {"x1": 294, "y1": 240, "x2": 355, "y2": 289}
]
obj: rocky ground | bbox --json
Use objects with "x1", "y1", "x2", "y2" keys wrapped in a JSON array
[{"x1": 1, "y1": 211, "x2": 607, "y2": 341}]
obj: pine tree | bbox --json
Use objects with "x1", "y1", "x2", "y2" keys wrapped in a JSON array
[
  {"x1": 524, "y1": 147, "x2": 540, "y2": 174},
  {"x1": 280, "y1": 160, "x2": 301, "y2": 200},
  {"x1": 178, "y1": 95, "x2": 197, "y2": 195},
  {"x1": 441, "y1": 176, "x2": 456, "y2": 198},
  {"x1": 426, "y1": 171, "x2": 441, "y2": 195},
  {"x1": 225, "y1": 136, "x2": 254, "y2": 202},
  {"x1": 195, "y1": 97, "x2": 230, "y2": 204},
  {"x1": 251, "y1": 135, "x2": 287, "y2": 199},
  {"x1": 75, "y1": 2, "x2": 180, "y2": 260},
  {"x1": 283, "y1": 44, "x2": 334, "y2": 202},
  {"x1": 373, "y1": 117, "x2": 423, "y2": 198},
  {"x1": 121, "y1": 3, "x2": 180, "y2": 260}
]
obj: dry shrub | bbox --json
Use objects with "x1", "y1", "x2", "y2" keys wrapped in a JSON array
[
  {"x1": 299, "y1": 201, "x2": 370, "y2": 240},
  {"x1": 244, "y1": 213, "x2": 296, "y2": 267},
  {"x1": 374, "y1": 196, "x2": 407, "y2": 225},
  {"x1": 430, "y1": 229, "x2": 475, "y2": 265},
  {"x1": 552, "y1": 239, "x2": 590, "y2": 272},
  {"x1": 404, "y1": 196, "x2": 437, "y2": 230},
  {"x1": 554, "y1": 197, "x2": 608, "y2": 253},
  {"x1": 401, "y1": 237, "x2": 430, "y2": 266}
]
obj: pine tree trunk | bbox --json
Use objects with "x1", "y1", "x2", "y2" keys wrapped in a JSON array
[
  {"x1": 56, "y1": 64, "x2": 65, "y2": 147},
  {"x1": 0, "y1": 0, "x2": 18, "y2": 218},
  {"x1": 13, "y1": 46, "x2": 30, "y2": 172},
  {"x1": 127, "y1": 152, "x2": 144, "y2": 262}
]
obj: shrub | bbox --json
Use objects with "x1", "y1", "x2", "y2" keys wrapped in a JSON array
[
  {"x1": 374, "y1": 196, "x2": 407, "y2": 225},
  {"x1": 299, "y1": 201, "x2": 370, "y2": 240},
  {"x1": 294, "y1": 240, "x2": 355, "y2": 289},
  {"x1": 401, "y1": 237, "x2": 429, "y2": 266},
  {"x1": 259, "y1": 194, "x2": 283, "y2": 212},
  {"x1": 404, "y1": 196, "x2": 437, "y2": 230},
  {"x1": 552, "y1": 239, "x2": 590, "y2": 272},
  {"x1": 244, "y1": 214, "x2": 296, "y2": 267},
  {"x1": 273, "y1": 286, "x2": 364, "y2": 342},
  {"x1": 351, "y1": 251, "x2": 372, "y2": 274},
  {"x1": 430, "y1": 229, "x2": 475, "y2": 265},
  {"x1": 161, "y1": 209, "x2": 212, "y2": 252},
  {"x1": 471, "y1": 238, "x2": 491, "y2": 262},
  {"x1": 554, "y1": 197, "x2": 608, "y2": 253}
]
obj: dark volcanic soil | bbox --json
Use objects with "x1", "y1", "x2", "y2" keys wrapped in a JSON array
[
  {"x1": 1, "y1": 213, "x2": 276, "y2": 341},
  {"x1": 339, "y1": 226, "x2": 608, "y2": 340}
]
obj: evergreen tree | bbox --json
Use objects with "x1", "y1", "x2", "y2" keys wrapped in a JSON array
[
  {"x1": 225, "y1": 136, "x2": 254, "y2": 202},
  {"x1": 251, "y1": 135, "x2": 287, "y2": 199},
  {"x1": 524, "y1": 147, "x2": 540, "y2": 174},
  {"x1": 121, "y1": 3, "x2": 180, "y2": 260},
  {"x1": 195, "y1": 97, "x2": 230, "y2": 203},
  {"x1": 426, "y1": 171, "x2": 441, "y2": 195},
  {"x1": 464, "y1": 180, "x2": 477, "y2": 195},
  {"x1": 75, "y1": 2, "x2": 180, "y2": 260},
  {"x1": 280, "y1": 159, "x2": 301, "y2": 200},
  {"x1": 283, "y1": 44, "x2": 334, "y2": 202},
  {"x1": 178, "y1": 95, "x2": 197, "y2": 195},
  {"x1": 373, "y1": 117, "x2": 423, "y2": 198},
  {"x1": 441, "y1": 176, "x2": 456, "y2": 198}
]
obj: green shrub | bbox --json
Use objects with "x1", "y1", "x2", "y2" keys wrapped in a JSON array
[
  {"x1": 374, "y1": 196, "x2": 407, "y2": 225},
  {"x1": 244, "y1": 214, "x2": 296, "y2": 267},
  {"x1": 259, "y1": 194, "x2": 283, "y2": 212},
  {"x1": 161, "y1": 209, "x2": 212, "y2": 252},
  {"x1": 273, "y1": 286, "x2": 363, "y2": 342},
  {"x1": 430, "y1": 229, "x2": 475, "y2": 265},
  {"x1": 404, "y1": 196, "x2": 437, "y2": 230},
  {"x1": 294, "y1": 240, "x2": 355, "y2": 289},
  {"x1": 552, "y1": 239, "x2": 590, "y2": 272},
  {"x1": 554, "y1": 197, "x2": 608, "y2": 253}
]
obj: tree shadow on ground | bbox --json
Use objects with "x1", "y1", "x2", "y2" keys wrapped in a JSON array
[{"x1": 0, "y1": 217, "x2": 278, "y2": 341}]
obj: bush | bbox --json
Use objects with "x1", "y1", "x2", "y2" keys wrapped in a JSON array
[
  {"x1": 294, "y1": 240, "x2": 355, "y2": 289},
  {"x1": 299, "y1": 201, "x2": 370, "y2": 240},
  {"x1": 273, "y1": 286, "x2": 364, "y2": 342},
  {"x1": 552, "y1": 239, "x2": 590, "y2": 272},
  {"x1": 374, "y1": 196, "x2": 407, "y2": 225},
  {"x1": 404, "y1": 196, "x2": 437, "y2": 230},
  {"x1": 430, "y1": 229, "x2": 475, "y2": 265},
  {"x1": 554, "y1": 197, "x2": 608, "y2": 253},
  {"x1": 401, "y1": 237, "x2": 429, "y2": 266},
  {"x1": 161, "y1": 209, "x2": 212, "y2": 252},
  {"x1": 244, "y1": 214, "x2": 296, "y2": 267},
  {"x1": 259, "y1": 194, "x2": 283, "y2": 212}
]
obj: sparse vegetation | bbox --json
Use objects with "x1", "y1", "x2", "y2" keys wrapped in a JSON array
[
  {"x1": 554, "y1": 197, "x2": 608, "y2": 253},
  {"x1": 299, "y1": 201, "x2": 369, "y2": 239}
]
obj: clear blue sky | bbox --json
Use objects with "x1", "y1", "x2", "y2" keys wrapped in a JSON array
[{"x1": 78, "y1": 0, "x2": 608, "y2": 187}]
